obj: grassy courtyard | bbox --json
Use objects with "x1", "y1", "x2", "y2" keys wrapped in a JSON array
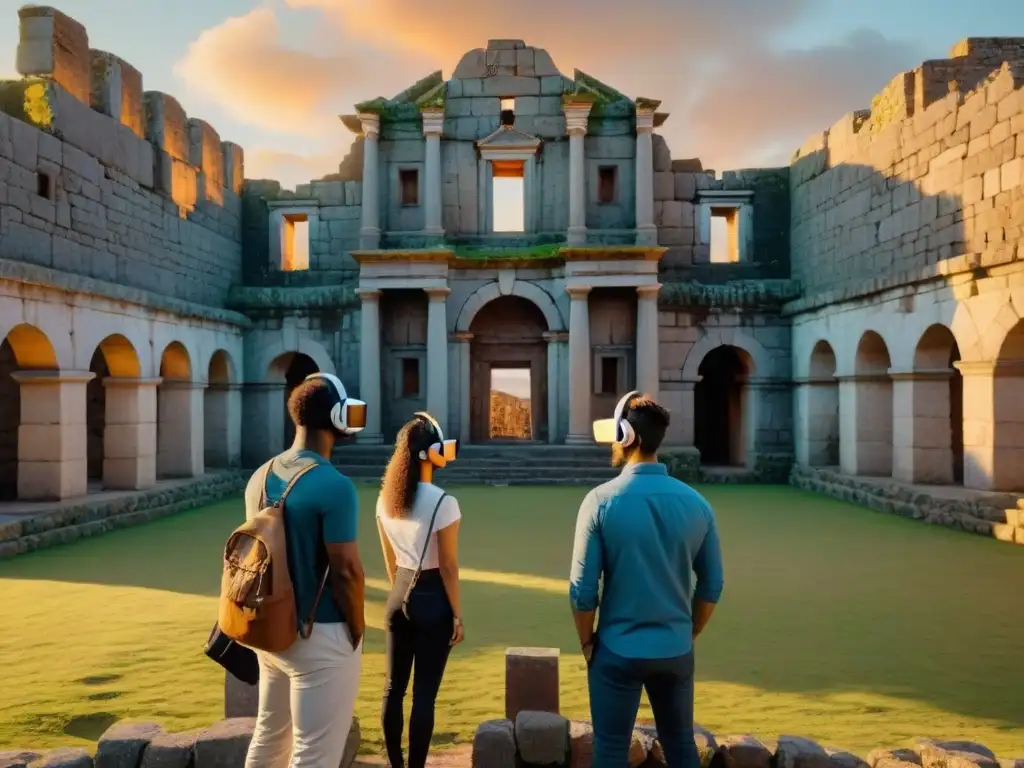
[{"x1": 2, "y1": 484, "x2": 1023, "y2": 756}]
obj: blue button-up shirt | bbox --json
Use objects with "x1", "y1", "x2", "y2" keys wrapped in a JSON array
[{"x1": 569, "y1": 462, "x2": 724, "y2": 659}]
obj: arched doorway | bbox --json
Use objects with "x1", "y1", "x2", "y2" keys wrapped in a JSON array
[
  {"x1": 88, "y1": 334, "x2": 145, "y2": 490},
  {"x1": 803, "y1": 340, "x2": 839, "y2": 466},
  {"x1": 694, "y1": 345, "x2": 753, "y2": 467},
  {"x1": 905, "y1": 324, "x2": 962, "y2": 485},
  {"x1": 158, "y1": 341, "x2": 198, "y2": 478},
  {"x1": 850, "y1": 331, "x2": 893, "y2": 477},
  {"x1": 469, "y1": 295, "x2": 548, "y2": 443},
  {"x1": 278, "y1": 352, "x2": 319, "y2": 448},
  {"x1": 992, "y1": 320, "x2": 1024, "y2": 491},
  {"x1": 86, "y1": 348, "x2": 110, "y2": 483},
  {"x1": 205, "y1": 350, "x2": 238, "y2": 468}
]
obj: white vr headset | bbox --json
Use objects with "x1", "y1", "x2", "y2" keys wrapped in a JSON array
[
  {"x1": 592, "y1": 390, "x2": 641, "y2": 447},
  {"x1": 414, "y1": 411, "x2": 459, "y2": 466},
  {"x1": 305, "y1": 372, "x2": 366, "y2": 435}
]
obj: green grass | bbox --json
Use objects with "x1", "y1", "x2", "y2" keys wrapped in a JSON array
[{"x1": 2, "y1": 485, "x2": 1024, "y2": 756}]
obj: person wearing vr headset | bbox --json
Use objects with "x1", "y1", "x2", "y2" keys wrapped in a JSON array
[
  {"x1": 376, "y1": 411, "x2": 464, "y2": 768},
  {"x1": 570, "y1": 392, "x2": 725, "y2": 768},
  {"x1": 242, "y1": 373, "x2": 368, "y2": 768}
]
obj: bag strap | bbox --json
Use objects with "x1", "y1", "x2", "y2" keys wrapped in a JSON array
[{"x1": 403, "y1": 493, "x2": 448, "y2": 609}]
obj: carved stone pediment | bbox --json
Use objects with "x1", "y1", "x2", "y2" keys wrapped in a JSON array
[{"x1": 476, "y1": 125, "x2": 542, "y2": 154}]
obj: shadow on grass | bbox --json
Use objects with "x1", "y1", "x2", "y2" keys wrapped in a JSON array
[{"x1": 3, "y1": 484, "x2": 1024, "y2": 730}]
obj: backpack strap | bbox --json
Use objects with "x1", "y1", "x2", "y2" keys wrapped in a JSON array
[{"x1": 402, "y1": 493, "x2": 448, "y2": 618}]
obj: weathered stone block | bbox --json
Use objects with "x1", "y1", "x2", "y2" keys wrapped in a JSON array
[
  {"x1": 569, "y1": 721, "x2": 593, "y2": 768},
  {"x1": 655, "y1": 172, "x2": 675, "y2": 201},
  {"x1": 630, "y1": 726, "x2": 655, "y2": 767},
  {"x1": 516, "y1": 48, "x2": 536, "y2": 76},
  {"x1": 533, "y1": 49, "x2": 562, "y2": 78},
  {"x1": 17, "y1": 6, "x2": 90, "y2": 105},
  {"x1": 222, "y1": 143, "x2": 243, "y2": 195},
  {"x1": 675, "y1": 172, "x2": 697, "y2": 201},
  {"x1": 826, "y1": 748, "x2": 869, "y2": 768},
  {"x1": 0, "y1": 752, "x2": 41, "y2": 768},
  {"x1": 710, "y1": 735, "x2": 772, "y2": 768},
  {"x1": 145, "y1": 92, "x2": 189, "y2": 163},
  {"x1": 139, "y1": 731, "x2": 198, "y2": 768},
  {"x1": 192, "y1": 718, "x2": 254, "y2": 768},
  {"x1": 471, "y1": 97, "x2": 500, "y2": 117},
  {"x1": 515, "y1": 711, "x2": 570, "y2": 766},
  {"x1": 189, "y1": 118, "x2": 224, "y2": 191},
  {"x1": 453, "y1": 49, "x2": 486, "y2": 79},
  {"x1": 867, "y1": 748, "x2": 922, "y2": 768},
  {"x1": 775, "y1": 736, "x2": 831, "y2": 768},
  {"x1": 505, "y1": 647, "x2": 559, "y2": 720},
  {"x1": 473, "y1": 719, "x2": 516, "y2": 768},
  {"x1": 918, "y1": 742, "x2": 998, "y2": 768},
  {"x1": 653, "y1": 134, "x2": 672, "y2": 172},
  {"x1": 540, "y1": 76, "x2": 566, "y2": 96},
  {"x1": 695, "y1": 725, "x2": 718, "y2": 768},
  {"x1": 482, "y1": 75, "x2": 541, "y2": 97},
  {"x1": 224, "y1": 671, "x2": 258, "y2": 718},
  {"x1": 90, "y1": 51, "x2": 144, "y2": 138},
  {"x1": 95, "y1": 722, "x2": 164, "y2": 768},
  {"x1": 32, "y1": 750, "x2": 92, "y2": 768}
]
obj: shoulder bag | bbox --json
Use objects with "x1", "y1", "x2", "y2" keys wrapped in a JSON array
[{"x1": 402, "y1": 492, "x2": 448, "y2": 618}]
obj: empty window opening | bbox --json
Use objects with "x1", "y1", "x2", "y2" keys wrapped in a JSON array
[
  {"x1": 36, "y1": 172, "x2": 52, "y2": 200},
  {"x1": 599, "y1": 356, "x2": 620, "y2": 395},
  {"x1": 401, "y1": 358, "x2": 421, "y2": 398},
  {"x1": 598, "y1": 166, "x2": 617, "y2": 204},
  {"x1": 500, "y1": 98, "x2": 515, "y2": 126},
  {"x1": 281, "y1": 213, "x2": 310, "y2": 271},
  {"x1": 709, "y1": 207, "x2": 739, "y2": 263},
  {"x1": 492, "y1": 160, "x2": 525, "y2": 233},
  {"x1": 694, "y1": 346, "x2": 751, "y2": 466},
  {"x1": 400, "y1": 169, "x2": 419, "y2": 206},
  {"x1": 489, "y1": 367, "x2": 532, "y2": 440}
]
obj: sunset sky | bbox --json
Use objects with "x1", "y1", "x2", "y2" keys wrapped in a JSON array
[{"x1": 1, "y1": 1, "x2": 1023, "y2": 191}]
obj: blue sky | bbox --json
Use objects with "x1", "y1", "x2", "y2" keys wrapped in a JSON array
[{"x1": 1, "y1": 0, "x2": 1022, "y2": 193}]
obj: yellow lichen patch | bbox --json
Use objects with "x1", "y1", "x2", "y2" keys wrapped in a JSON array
[{"x1": 23, "y1": 80, "x2": 53, "y2": 128}]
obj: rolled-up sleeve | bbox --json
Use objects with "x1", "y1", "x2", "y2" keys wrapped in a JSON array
[
  {"x1": 569, "y1": 490, "x2": 603, "y2": 611},
  {"x1": 693, "y1": 511, "x2": 724, "y2": 603}
]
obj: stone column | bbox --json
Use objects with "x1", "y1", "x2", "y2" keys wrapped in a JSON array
[
  {"x1": 425, "y1": 287, "x2": 451, "y2": 434},
  {"x1": 837, "y1": 376, "x2": 858, "y2": 475},
  {"x1": 421, "y1": 108, "x2": 445, "y2": 238},
  {"x1": 794, "y1": 378, "x2": 840, "y2": 467},
  {"x1": 635, "y1": 108, "x2": 657, "y2": 246},
  {"x1": 452, "y1": 332, "x2": 474, "y2": 444},
  {"x1": 635, "y1": 283, "x2": 661, "y2": 400},
  {"x1": 358, "y1": 288, "x2": 383, "y2": 444},
  {"x1": 359, "y1": 112, "x2": 382, "y2": 250},
  {"x1": 11, "y1": 370, "x2": 94, "y2": 500},
  {"x1": 955, "y1": 360, "x2": 1002, "y2": 491},
  {"x1": 241, "y1": 382, "x2": 287, "y2": 466},
  {"x1": 157, "y1": 381, "x2": 206, "y2": 478},
  {"x1": 564, "y1": 101, "x2": 592, "y2": 246},
  {"x1": 543, "y1": 332, "x2": 568, "y2": 444},
  {"x1": 102, "y1": 377, "x2": 160, "y2": 491},
  {"x1": 892, "y1": 370, "x2": 955, "y2": 484},
  {"x1": 838, "y1": 374, "x2": 893, "y2": 476},
  {"x1": 565, "y1": 285, "x2": 593, "y2": 444},
  {"x1": 205, "y1": 383, "x2": 242, "y2": 468}
]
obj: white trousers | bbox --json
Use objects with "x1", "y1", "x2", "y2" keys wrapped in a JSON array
[{"x1": 244, "y1": 623, "x2": 363, "y2": 768}]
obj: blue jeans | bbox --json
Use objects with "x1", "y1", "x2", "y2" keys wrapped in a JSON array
[{"x1": 587, "y1": 644, "x2": 699, "y2": 768}]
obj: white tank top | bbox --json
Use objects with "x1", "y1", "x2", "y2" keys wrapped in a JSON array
[{"x1": 376, "y1": 483, "x2": 461, "y2": 570}]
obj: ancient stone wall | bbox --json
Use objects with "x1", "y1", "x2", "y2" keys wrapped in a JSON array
[
  {"x1": 0, "y1": 6, "x2": 244, "y2": 307},
  {"x1": 791, "y1": 37, "x2": 1024, "y2": 301}
]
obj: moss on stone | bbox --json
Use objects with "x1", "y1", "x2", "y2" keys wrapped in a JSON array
[
  {"x1": 416, "y1": 82, "x2": 447, "y2": 109},
  {"x1": 451, "y1": 242, "x2": 566, "y2": 261},
  {"x1": 355, "y1": 97, "x2": 389, "y2": 114},
  {"x1": 635, "y1": 96, "x2": 662, "y2": 112},
  {"x1": 659, "y1": 280, "x2": 801, "y2": 310}
]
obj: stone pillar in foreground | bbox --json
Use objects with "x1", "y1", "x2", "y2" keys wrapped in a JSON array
[
  {"x1": 12, "y1": 370, "x2": 94, "y2": 500},
  {"x1": 358, "y1": 288, "x2": 384, "y2": 444},
  {"x1": 956, "y1": 360, "x2": 999, "y2": 491},
  {"x1": 453, "y1": 332, "x2": 474, "y2": 445},
  {"x1": 635, "y1": 283, "x2": 661, "y2": 400},
  {"x1": 565, "y1": 285, "x2": 592, "y2": 444},
  {"x1": 543, "y1": 332, "x2": 568, "y2": 444},
  {"x1": 204, "y1": 383, "x2": 242, "y2": 468},
  {"x1": 425, "y1": 287, "x2": 451, "y2": 433},
  {"x1": 634, "y1": 107, "x2": 657, "y2": 246},
  {"x1": 421, "y1": 107, "x2": 445, "y2": 238},
  {"x1": 359, "y1": 112, "x2": 381, "y2": 250},
  {"x1": 892, "y1": 370, "x2": 955, "y2": 484},
  {"x1": 241, "y1": 382, "x2": 286, "y2": 466},
  {"x1": 564, "y1": 100, "x2": 592, "y2": 246},
  {"x1": 102, "y1": 377, "x2": 160, "y2": 491},
  {"x1": 157, "y1": 381, "x2": 206, "y2": 478},
  {"x1": 505, "y1": 647, "x2": 559, "y2": 721}
]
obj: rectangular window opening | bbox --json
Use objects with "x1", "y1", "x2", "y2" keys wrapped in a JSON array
[
  {"x1": 401, "y1": 358, "x2": 420, "y2": 398},
  {"x1": 282, "y1": 213, "x2": 310, "y2": 271},
  {"x1": 400, "y1": 169, "x2": 419, "y2": 206},
  {"x1": 709, "y1": 207, "x2": 739, "y2": 264},
  {"x1": 491, "y1": 160, "x2": 525, "y2": 233},
  {"x1": 600, "y1": 356, "x2": 620, "y2": 395},
  {"x1": 489, "y1": 367, "x2": 532, "y2": 440},
  {"x1": 598, "y1": 166, "x2": 617, "y2": 204},
  {"x1": 36, "y1": 172, "x2": 52, "y2": 200}
]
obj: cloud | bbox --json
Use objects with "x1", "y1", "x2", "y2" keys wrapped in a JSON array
[
  {"x1": 178, "y1": 0, "x2": 927, "y2": 184},
  {"x1": 245, "y1": 148, "x2": 340, "y2": 189}
]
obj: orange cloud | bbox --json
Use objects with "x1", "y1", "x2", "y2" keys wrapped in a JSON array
[{"x1": 245, "y1": 148, "x2": 340, "y2": 189}]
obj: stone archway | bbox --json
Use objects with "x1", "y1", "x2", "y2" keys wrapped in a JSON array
[
  {"x1": 157, "y1": 341, "x2": 203, "y2": 478},
  {"x1": 277, "y1": 352, "x2": 321, "y2": 448},
  {"x1": 798, "y1": 340, "x2": 839, "y2": 467},
  {"x1": 990, "y1": 320, "x2": 1024, "y2": 491},
  {"x1": 846, "y1": 330, "x2": 893, "y2": 477},
  {"x1": 205, "y1": 350, "x2": 240, "y2": 468},
  {"x1": 694, "y1": 345, "x2": 755, "y2": 467},
  {"x1": 468, "y1": 295, "x2": 550, "y2": 443}
]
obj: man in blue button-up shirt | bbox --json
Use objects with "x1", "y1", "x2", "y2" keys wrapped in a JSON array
[{"x1": 570, "y1": 394, "x2": 724, "y2": 768}]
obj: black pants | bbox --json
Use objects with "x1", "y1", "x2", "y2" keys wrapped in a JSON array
[
  {"x1": 587, "y1": 644, "x2": 699, "y2": 768},
  {"x1": 382, "y1": 568, "x2": 453, "y2": 768}
]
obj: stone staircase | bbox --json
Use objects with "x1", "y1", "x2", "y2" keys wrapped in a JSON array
[
  {"x1": 333, "y1": 443, "x2": 620, "y2": 486},
  {"x1": 994, "y1": 499, "x2": 1024, "y2": 545}
]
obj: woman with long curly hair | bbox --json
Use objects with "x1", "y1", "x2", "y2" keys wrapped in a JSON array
[{"x1": 376, "y1": 412, "x2": 464, "y2": 768}]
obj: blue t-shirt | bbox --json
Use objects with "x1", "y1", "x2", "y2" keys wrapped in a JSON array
[
  {"x1": 244, "y1": 449, "x2": 359, "y2": 625},
  {"x1": 569, "y1": 462, "x2": 725, "y2": 659}
]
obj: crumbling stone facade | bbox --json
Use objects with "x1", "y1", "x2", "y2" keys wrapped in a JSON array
[{"x1": 0, "y1": 6, "x2": 1022, "y2": 528}]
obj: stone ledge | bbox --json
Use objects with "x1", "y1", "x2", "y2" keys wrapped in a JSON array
[
  {"x1": 790, "y1": 465, "x2": 1021, "y2": 541},
  {"x1": 0, "y1": 258, "x2": 251, "y2": 328},
  {"x1": 661, "y1": 450, "x2": 794, "y2": 485},
  {"x1": 226, "y1": 283, "x2": 359, "y2": 312},
  {"x1": 660, "y1": 280, "x2": 801, "y2": 311},
  {"x1": 0, "y1": 471, "x2": 247, "y2": 559}
]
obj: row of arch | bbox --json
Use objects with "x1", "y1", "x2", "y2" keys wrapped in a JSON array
[
  {"x1": 798, "y1": 319, "x2": 1024, "y2": 492},
  {"x1": 0, "y1": 324, "x2": 241, "y2": 501}
]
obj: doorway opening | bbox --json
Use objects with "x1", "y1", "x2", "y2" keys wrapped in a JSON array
[
  {"x1": 489, "y1": 366, "x2": 533, "y2": 440},
  {"x1": 694, "y1": 345, "x2": 752, "y2": 467}
]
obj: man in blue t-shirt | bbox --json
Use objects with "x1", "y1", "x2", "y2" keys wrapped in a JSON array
[
  {"x1": 243, "y1": 374, "x2": 366, "y2": 768},
  {"x1": 570, "y1": 394, "x2": 725, "y2": 768}
]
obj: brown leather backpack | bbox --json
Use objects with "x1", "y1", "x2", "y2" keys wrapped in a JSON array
[{"x1": 218, "y1": 460, "x2": 329, "y2": 653}]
